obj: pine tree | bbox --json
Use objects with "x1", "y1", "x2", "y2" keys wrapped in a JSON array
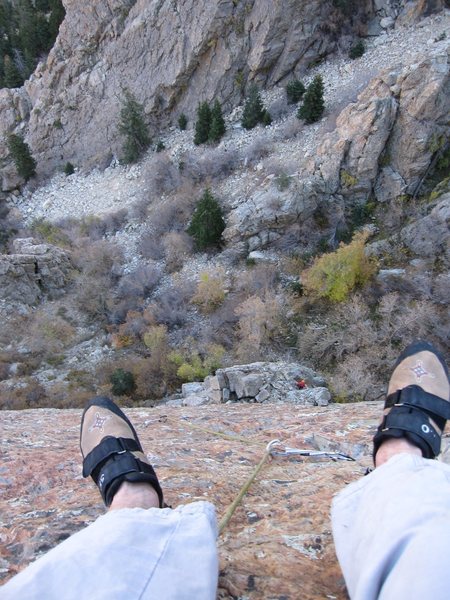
[
  {"x1": 178, "y1": 113, "x2": 187, "y2": 131},
  {"x1": 194, "y1": 101, "x2": 211, "y2": 146},
  {"x1": 187, "y1": 189, "x2": 225, "y2": 250},
  {"x1": 297, "y1": 75, "x2": 325, "y2": 124},
  {"x1": 118, "y1": 90, "x2": 151, "y2": 163},
  {"x1": 7, "y1": 134, "x2": 36, "y2": 181},
  {"x1": 208, "y1": 99, "x2": 226, "y2": 143},
  {"x1": 286, "y1": 79, "x2": 305, "y2": 104},
  {"x1": 241, "y1": 84, "x2": 265, "y2": 130},
  {"x1": 262, "y1": 109, "x2": 272, "y2": 126},
  {"x1": 3, "y1": 55, "x2": 23, "y2": 88}
]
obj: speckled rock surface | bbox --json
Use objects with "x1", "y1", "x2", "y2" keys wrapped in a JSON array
[{"x1": 2, "y1": 402, "x2": 449, "y2": 598}]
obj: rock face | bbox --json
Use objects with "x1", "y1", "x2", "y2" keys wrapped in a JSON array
[
  {"x1": 1, "y1": 0, "x2": 443, "y2": 187},
  {"x1": 2, "y1": 402, "x2": 449, "y2": 598},
  {"x1": 0, "y1": 238, "x2": 72, "y2": 304},
  {"x1": 0, "y1": 402, "x2": 382, "y2": 598},
  {"x1": 223, "y1": 46, "x2": 450, "y2": 251},
  {"x1": 178, "y1": 362, "x2": 330, "y2": 407}
]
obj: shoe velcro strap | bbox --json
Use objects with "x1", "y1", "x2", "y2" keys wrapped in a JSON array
[
  {"x1": 82, "y1": 436, "x2": 141, "y2": 478},
  {"x1": 380, "y1": 404, "x2": 441, "y2": 457},
  {"x1": 386, "y1": 385, "x2": 450, "y2": 420},
  {"x1": 97, "y1": 452, "x2": 146, "y2": 495}
]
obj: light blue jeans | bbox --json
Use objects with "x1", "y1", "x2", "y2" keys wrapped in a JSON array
[
  {"x1": 1, "y1": 501, "x2": 218, "y2": 599},
  {"x1": 332, "y1": 453, "x2": 450, "y2": 600}
]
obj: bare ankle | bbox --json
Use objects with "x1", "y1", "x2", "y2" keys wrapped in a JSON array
[
  {"x1": 375, "y1": 438, "x2": 422, "y2": 468},
  {"x1": 109, "y1": 481, "x2": 160, "y2": 511}
]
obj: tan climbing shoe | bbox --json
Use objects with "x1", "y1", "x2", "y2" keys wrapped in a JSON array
[
  {"x1": 80, "y1": 397, "x2": 163, "y2": 507},
  {"x1": 373, "y1": 341, "x2": 450, "y2": 459}
]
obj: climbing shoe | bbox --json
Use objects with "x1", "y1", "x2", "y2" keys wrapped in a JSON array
[
  {"x1": 80, "y1": 396, "x2": 163, "y2": 507},
  {"x1": 373, "y1": 341, "x2": 450, "y2": 460}
]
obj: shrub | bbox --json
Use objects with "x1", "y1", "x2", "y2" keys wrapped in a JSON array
[
  {"x1": 194, "y1": 101, "x2": 212, "y2": 145},
  {"x1": 168, "y1": 343, "x2": 225, "y2": 382},
  {"x1": 110, "y1": 368, "x2": 136, "y2": 396},
  {"x1": 7, "y1": 134, "x2": 36, "y2": 181},
  {"x1": 235, "y1": 292, "x2": 282, "y2": 362},
  {"x1": 64, "y1": 161, "x2": 75, "y2": 175},
  {"x1": 241, "y1": 84, "x2": 265, "y2": 130},
  {"x1": 187, "y1": 189, "x2": 225, "y2": 250},
  {"x1": 118, "y1": 90, "x2": 151, "y2": 163},
  {"x1": 191, "y1": 270, "x2": 227, "y2": 313},
  {"x1": 209, "y1": 99, "x2": 226, "y2": 143},
  {"x1": 349, "y1": 40, "x2": 365, "y2": 60},
  {"x1": 302, "y1": 231, "x2": 377, "y2": 302},
  {"x1": 143, "y1": 152, "x2": 182, "y2": 196},
  {"x1": 162, "y1": 231, "x2": 193, "y2": 272},
  {"x1": 286, "y1": 79, "x2": 305, "y2": 104},
  {"x1": 297, "y1": 75, "x2": 325, "y2": 124},
  {"x1": 155, "y1": 139, "x2": 165, "y2": 152},
  {"x1": 30, "y1": 218, "x2": 70, "y2": 247},
  {"x1": 178, "y1": 113, "x2": 188, "y2": 130}
]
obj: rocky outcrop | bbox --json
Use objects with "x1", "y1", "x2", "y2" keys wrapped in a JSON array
[
  {"x1": 0, "y1": 238, "x2": 72, "y2": 304},
  {"x1": 0, "y1": 2, "x2": 447, "y2": 189},
  {"x1": 316, "y1": 47, "x2": 450, "y2": 202},
  {"x1": 0, "y1": 0, "x2": 376, "y2": 186},
  {"x1": 175, "y1": 361, "x2": 330, "y2": 406},
  {"x1": 223, "y1": 45, "x2": 449, "y2": 251}
]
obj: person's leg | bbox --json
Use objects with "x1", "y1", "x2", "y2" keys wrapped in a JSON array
[
  {"x1": 332, "y1": 341, "x2": 450, "y2": 600},
  {"x1": 2, "y1": 397, "x2": 219, "y2": 600}
]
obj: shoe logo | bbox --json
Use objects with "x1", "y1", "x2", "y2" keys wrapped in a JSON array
[
  {"x1": 99, "y1": 473, "x2": 105, "y2": 489},
  {"x1": 410, "y1": 361, "x2": 435, "y2": 382},
  {"x1": 88, "y1": 412, "x2": 111, "y2": 433}
]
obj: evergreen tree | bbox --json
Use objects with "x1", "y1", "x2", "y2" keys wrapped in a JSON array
[
  {"x1": 48, "y1": 0, "x2": 65, "y2": 42},
  {"x1": 7, "y1": 134, "x2": 36, "y2": 181},
  {"x1": 286, "y1": 79, "x2": 305, "y2": 104},
  {"x1": 208, "y1": 99, "x2": 226, "y2": 143},
  {"x1": 194, "y1": 101, "x2": 211, "y2": 146},
  {"x1": 262, "y1": 109, "x2": 272, "y2": 126},
  {"x1": 241, "y1": 84, "x2": 265, "y2": 130},
  {"x1": 118, "y1": 90, "x2": 151, "y2": 164},
  {"x1": 187, "y1": 189, "x2": 225, "y2": 251},
  {"x1": 178, "y1": 113, "x2": 187, "y2": 131},
  {"x1": 3, "y1": 55, "x2": 23, "y2": 88},
  {"x1": 297, "y1": 75, "x2": 325, "y2": 124}
]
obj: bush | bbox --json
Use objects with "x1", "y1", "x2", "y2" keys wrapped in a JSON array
[
  {"x1": 286, "y1": 79, "x2": 306, "y2": 104},
  {"x1": 110, "y1": 368, "x2": 136, "y2": 396},
  {"x1": 297, "y1": 75, "x2": 325, "y2": 124},
  {"x1": 187, "y1": 189, "x2": 225, "y2": 250},
  {"x1": 241, "y1": 84, "x2": 265, "y2": 130},
  {"x1": 191, "y1": 270, "x2": 227, "y2": 313},
  {"x1": 118, "y1": 90, "x2": 151, "y2": 163},
  {"x1": 7, "y1": 134, "x2": 36, "y2": 181},
  {"x1": 162, "y1": 231, "x2": 193, "y2": 272},
  {"x1": 235, "y1": 292, "x2": 282, "y2": 362},
  {"x1": 64, "y1": 161, "x2": 75, "y2": 175},
  {"x1": 349, "y1": 40, "x2": 365, "y2": 59},
  {"x1": 178, "y1": 113, "x2": 188, "y2": 130},
  {"x1": 194, "y1": 101, "x2": 212, "y2": 145},
  {"x1": 302, "y1": 231, "x2": 377, "y2": 302}
]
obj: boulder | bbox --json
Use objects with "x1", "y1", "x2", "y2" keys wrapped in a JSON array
[{"x1": 0, "y1": 238, "x2": 72, "y2": 305}]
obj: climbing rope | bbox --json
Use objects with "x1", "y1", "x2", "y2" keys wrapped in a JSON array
[{"x1": 218, "y1": 439, "x2": 354, "y2": 535}]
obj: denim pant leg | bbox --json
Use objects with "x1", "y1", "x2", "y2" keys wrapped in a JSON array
[{"x1": 331, "y1": 454, "x2": 450, "y2": 600}]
